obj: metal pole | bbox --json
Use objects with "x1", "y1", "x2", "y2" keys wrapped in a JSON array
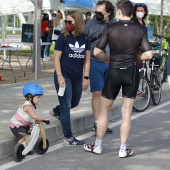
[
  {"x1": 1, "y1": 16, "x2": 6, "y2": 59},
  {"x1": 31, "y1": 0, "x2": 42, "y2": 79},
  {"x1": 35, "y1": 0, "x2": 38, "y2": 80}
]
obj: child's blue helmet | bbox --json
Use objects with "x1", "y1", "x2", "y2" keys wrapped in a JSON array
[{"x1": 22, "y1": 83, "x2": 44, "y2": 97}]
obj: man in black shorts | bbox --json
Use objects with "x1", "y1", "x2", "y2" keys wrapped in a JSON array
[{"x1": 83, "y1": 0, "x2": 153, "y2": 158}]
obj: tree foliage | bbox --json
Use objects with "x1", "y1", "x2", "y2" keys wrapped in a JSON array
[{"x1": 148, "y1": 15, "x2": 170, "y2": 36}]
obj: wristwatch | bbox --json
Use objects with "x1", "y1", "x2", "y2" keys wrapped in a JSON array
[{"x1": 84, "y1": 76, "x2": 89, "y2": 79}]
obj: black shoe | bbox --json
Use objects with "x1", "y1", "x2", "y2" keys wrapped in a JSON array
[
  {"x1": 49, "y1": 109, "x2": 60, "y2": 120},
  {"x1": 92, "y1": 123, "x2": 113, "y2": 134}
]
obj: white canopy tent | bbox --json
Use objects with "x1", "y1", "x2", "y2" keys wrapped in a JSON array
[
  {"x1": 0, "y1": 0, "x2": 169, "y2": 80},
  {"x1": 0, "y1": 0, "x2": 60, "y2": 16},
  {"x1": 0, "y1": 0, "x2": 170, "y2": 17}
]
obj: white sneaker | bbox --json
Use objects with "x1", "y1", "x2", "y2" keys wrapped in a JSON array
[
  {"x1": 83, "y1": 143, "x2": 102, "y2": 154},
  {"x1": 42, "y1": 58, "x2": 48, "y2": 61},
  {"x1": 119, "y1": 148, "x2": 133, "y2": 158},
  {"x1": 45, "y1": 56, "x2": 52, "y2": 60}
]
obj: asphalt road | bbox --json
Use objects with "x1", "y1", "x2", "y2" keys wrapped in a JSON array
[{"x1": 1, "y1": 99, "x2": 170, "y2": 170}]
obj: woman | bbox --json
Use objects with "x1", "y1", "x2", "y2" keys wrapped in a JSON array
[
  {"x1": 131, "y1": 3, "x2": 148, "y2": 69},
  {"x1": 52, "y1": 11, "x2": 65, "y2": 42},
  {"x1": 50, "y1": 11, "x2": 91, "y2": 146},
  {"x1": 131, "y1": 3, "x2": 148, "y2": 34},
  {"x1": 41, "y1": 13, "x2": 49, "y2": 61}
]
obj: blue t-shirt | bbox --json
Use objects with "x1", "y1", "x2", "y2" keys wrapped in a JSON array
[{"x1": 55, "y1": 33, "x2": 91, "y2": 80}]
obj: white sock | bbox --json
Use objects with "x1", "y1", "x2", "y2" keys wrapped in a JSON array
[
  {"x1": 95, "y1": 138, "x2": 102, "y2": 147},
  {"x1": 95, "y1": 120, "x2": 98, "y2": 124},
  {"x1": 120, "y1": 144, "x2": 126, "y2": 150}
]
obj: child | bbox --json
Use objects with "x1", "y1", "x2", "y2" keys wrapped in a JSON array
[{"x1": 9, "y1": 82, "x2": 50, "y2": 144}]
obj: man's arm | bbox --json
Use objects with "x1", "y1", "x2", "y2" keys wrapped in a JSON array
[
  {"x1": 137, "y1": 50, "x2": 153, "y2": 60},
  {"x1": 94, "y1": 47, "x2": 110, "y2": 63}
]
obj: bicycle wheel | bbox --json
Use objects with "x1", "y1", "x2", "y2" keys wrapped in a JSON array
[
  {"x1": 133, "y1": 75, "x2": 151, "y2": 112},
  {"x1": 151, "y1": 70, "x2": 162, "y2": 105}
]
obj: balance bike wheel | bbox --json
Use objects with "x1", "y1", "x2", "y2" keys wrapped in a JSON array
[
  {"x1": 35, "y1": 138, "x2": 49, "y2": 155},
  {"x1": 13, "y1": 143, "x2": 25, "y2": 162}
]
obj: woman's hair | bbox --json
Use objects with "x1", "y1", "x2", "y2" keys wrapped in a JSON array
[
  {"x1": 133, "y1": 3, "x2": 148, "y2": 19},
  {"x1": 54, "y1": 11, "x2": 63, "y2": 27},
  {"x1": 42, "y1": 13, "x2": 49, "y2": 21},
  {"x1": 96, "y1": 0, "x2": 115, "y2": 20},
  {"x1": 63, "y1": 11, "x2": 84, "y2": 37}
]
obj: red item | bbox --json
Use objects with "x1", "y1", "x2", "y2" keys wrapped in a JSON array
[
  {"x1": 1, "y1": 46, "x2": 12, "y2": 48},
  {"x1": 0, "y1": 76, "x2": 2, "y2": 81},
  {"x1": 41, "y1": 20, "x2": 49, "y2": 33}
]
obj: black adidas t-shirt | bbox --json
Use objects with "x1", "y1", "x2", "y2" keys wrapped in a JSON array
[{"x1": 55, "y1": 33, "x2": 91, "y2": 80}]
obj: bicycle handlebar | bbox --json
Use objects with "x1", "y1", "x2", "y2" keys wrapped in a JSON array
[
  {"x1": 153, "y1": 34, "x2": 170, "y2": 42},
  {"x1": 153, "y1": 34, "x2": 163, "y2": 39},
  {"x1": 42, "y1": 120, "x2": 50, "y2": 125}
]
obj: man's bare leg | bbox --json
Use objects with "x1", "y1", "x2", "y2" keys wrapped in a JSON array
[
  {"x1": 119, "y1": 97, "x2": 135, "y2": 158},
  {"x1": 91, "y1": 91, "x2": 113, "y2": 133},
  {"x1": 96, "y1": 97, "x2": 114, "y2": 140},
  {"x1": 120, "y1": 97, "x2": 134, "y2": 144},
  {"x1": 91, "y1": 91, "x2": 102, "y2": 121}
]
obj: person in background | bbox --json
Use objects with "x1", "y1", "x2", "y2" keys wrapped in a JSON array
[
  {"x1": 131, "y1": 3, "x2": 148, "y2": 69},
  {"x1": 84, "y1": 11, "x2": 91, "y2": 25},
  {"x1": 83, "y1": 0, "x2": 153, "y2": 157},
  {"x1": 44, "y1": 12, "x2": 57, "y2": 60},
  {"x1": 85, "y1": 0, "x2": 115, "y2": 135},
  {"x1": 49, "y1": 11, "x2": 91, "y2": 146},
  {"x1": 41, "y1": 13, "x2": 50, "y2": 61},
  {"x1": 52, "y1": 11, "x2": 65, "y2": 43},
  {"x1": 9, "y1": 83, "x2": 50, "y2": 144},
  {"x1": 131, "y1": 3, "x2": 148, "y2": 34}
]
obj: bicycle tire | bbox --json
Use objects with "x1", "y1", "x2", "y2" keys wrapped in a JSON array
[
  {"x1": 133, "y1": 75, "x2": 151, "y2": 112},
  {"x1": 151, "y1": 71, "x2": 162, "y2": 105}
]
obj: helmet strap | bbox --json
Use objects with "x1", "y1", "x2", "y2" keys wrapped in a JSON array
[{"x1": 31, "y1": 97, "x2": 36, "y2": 109}]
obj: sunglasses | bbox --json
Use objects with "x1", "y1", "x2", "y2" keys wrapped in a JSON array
[
  {"x1": 64, "y1": 20, "x2": 73, "y2": 25},
  {"x1": 135, "y1": 3, "x2": 146, "y2": 6}
]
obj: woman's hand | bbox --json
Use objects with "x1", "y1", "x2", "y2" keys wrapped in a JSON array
[
  {"x1": 82, "y1": 79, "x2": 89, "y2": 91},
  {"x1": 58, "y1": 75, "x2": 66, "y2": 87},
  {"x1": 45, "y1": 27, "x2": 49, "y2": 31}
]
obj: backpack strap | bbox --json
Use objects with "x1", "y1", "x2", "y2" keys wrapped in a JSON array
[{"x1": 90, "y1": 33, "x2": 102, "y2": 44}]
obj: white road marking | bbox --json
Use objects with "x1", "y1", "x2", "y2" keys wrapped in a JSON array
[{"x1": 1, "y1": 100, "x2": 170, "y2": 170}]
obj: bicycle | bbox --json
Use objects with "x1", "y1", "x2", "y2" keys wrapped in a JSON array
[
  {"x1": 160, "y1": 36, "x2": 170, "y2": 84},
  {"x1": 133, "y1": 40, "x2": 162, "y2": 111},
  {"x1": 149, "y1": 40, "x2": 162, "y2": 105},
  {"x1": 133, "y1": 60, "x2": 151, "y2": 112}
]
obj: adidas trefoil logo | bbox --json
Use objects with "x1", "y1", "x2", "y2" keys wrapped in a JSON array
[{"x1": 69, "y1": 41, "x2": 85, "y2": 53}]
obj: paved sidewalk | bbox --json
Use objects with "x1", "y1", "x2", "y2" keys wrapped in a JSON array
[{"x1": 0, "y1": 77, "x2": 170, "y2": 160}]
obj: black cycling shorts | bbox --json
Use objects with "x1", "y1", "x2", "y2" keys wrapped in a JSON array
[{"x1": 102, "y1": 66, "x2": 139, "y2": 100}]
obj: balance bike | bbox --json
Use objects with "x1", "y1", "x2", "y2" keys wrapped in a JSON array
[{"x1": 12, "y1": 120, "x2": 50, "y2": 162}]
